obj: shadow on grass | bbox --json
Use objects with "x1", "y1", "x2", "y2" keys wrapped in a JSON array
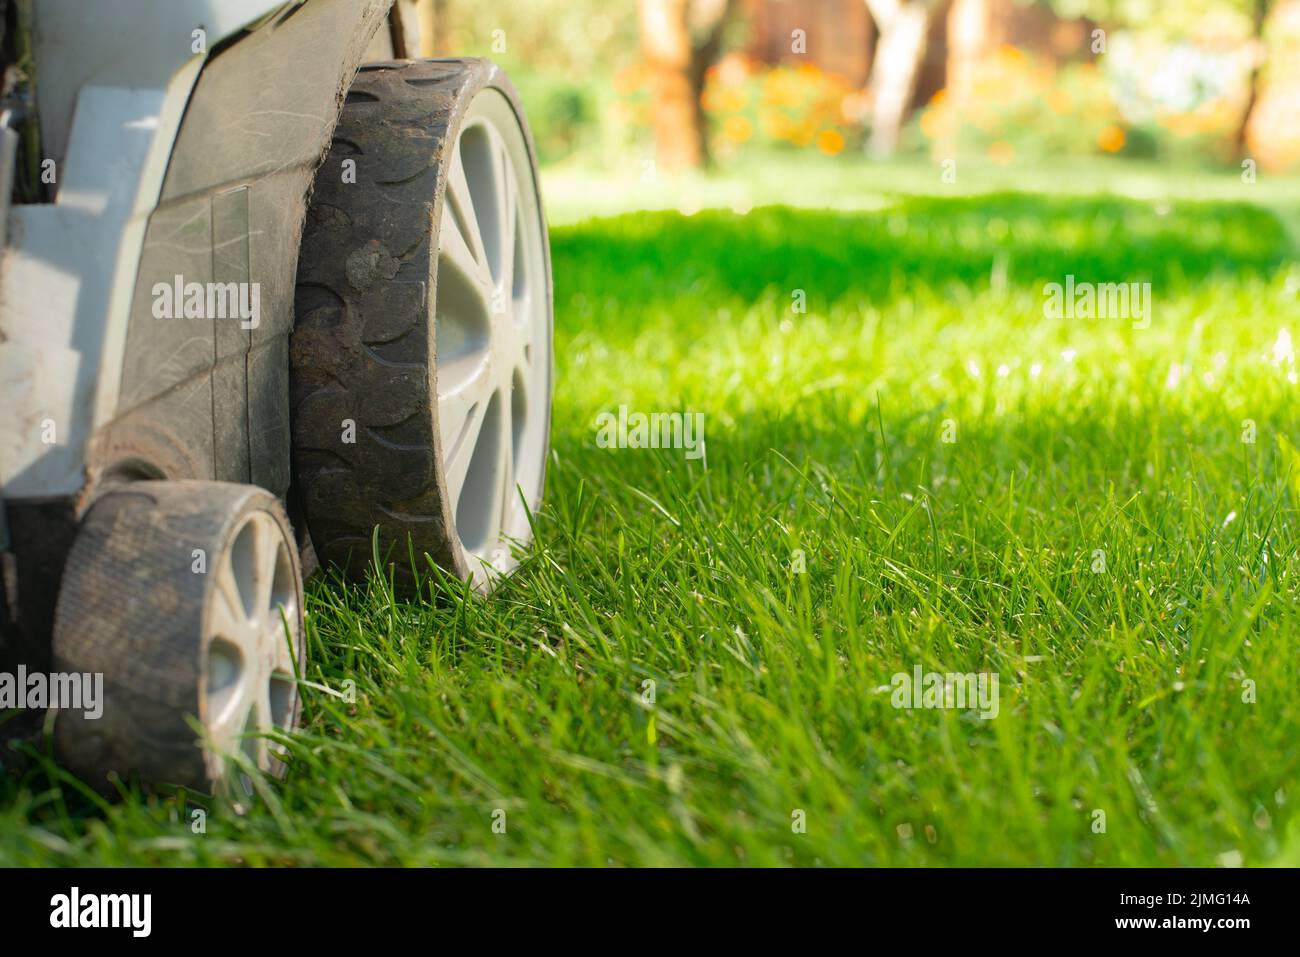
[{"x1": 552, "y1": 192, "x2": 1292, "y2": 327}]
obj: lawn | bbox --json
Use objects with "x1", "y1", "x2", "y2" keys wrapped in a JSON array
[{"x1": 4, "y1": 157, "x2": 1300, "y2": 866}]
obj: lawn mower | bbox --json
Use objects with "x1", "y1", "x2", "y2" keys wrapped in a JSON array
[{"x1": 0, "y1": 0, "x2": 553, "y2": 794}]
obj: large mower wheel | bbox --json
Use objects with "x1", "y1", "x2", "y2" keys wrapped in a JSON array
[{"x1": 291, "y1": 58, "x2": 553, "y2": 592}]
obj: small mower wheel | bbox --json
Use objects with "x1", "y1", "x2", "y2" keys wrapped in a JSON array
[{"x1": 52, "y1": 481, "x2": 306, "y2": 795}]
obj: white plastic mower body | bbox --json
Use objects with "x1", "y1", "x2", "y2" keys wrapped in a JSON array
[{"x1": 0, "y1": 0, "x2": 553, "y2": 793}]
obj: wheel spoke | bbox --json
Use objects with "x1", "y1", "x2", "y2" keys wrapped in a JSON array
[
  {"x1": 438, "y1": 202, "x2": 492, "y2": 296},
  {"x1": 493, "y1": 384, "x2": 514, "y2": 548},
  {"x1": 511, "y1": 214, "x2": 532, "y2": 328},
  {"x1": 214, "y1": 554, "x2": 258, "y2": 657},
  {"x1": 488, "y1": 385, "x2": 515, "y2": 559},
  {"x1": 445, "y1": 143, "x2": 491, "y2": 279},
  {"x1": 250, "y1": 517, "x2": 277, "y2": 627},
  {"x1": 520, "y1": 322, "x2": 536, "y2": 379},
  {"x1": 252, "y1": 683, "x2": 273, "y2": 762},
  {"x1": 441, "y1": 387, "x2": 491, "y2": 508},
  {"x1": 207, "y1": 665, "x2": 254, "y2": 756},
  {"x1": 494, "y1": 132, "x2": 519, "y2": 306},
  {"x1": 439, "y1": 357, "x2": 494, "y2": 450},
  {"x1": 266, "y1": 614, "x2": 297, "y2": 680}
]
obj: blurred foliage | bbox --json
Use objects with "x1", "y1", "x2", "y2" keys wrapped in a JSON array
[
  {"x1": 433, "y1": 0, "x2": 639, "y2": 164},
  {"x1": 704, "y1": 57, "x2": 864, "y2": 159},
  {"x1": 920, "y1": 47, "x2": 1122, "y2": 163},
  {"x1": 1042, "y1": 0, "x2": 1256, "y2": 38},
  {"x1": 614, "y1": 55, "x2": 866, "y2": 161},
  {"x1": 918, "y1": 41, "x2": 1251, "y2": 166},
  {"x1": 510, "y1": 69, "x2": 600, "y2": 164},
  {"x1": 434, "y1": 0, "x2": 638, "y2": 73},
  {"x1": 428, "y1": 0, "x2": 1298, "y2": 171}
]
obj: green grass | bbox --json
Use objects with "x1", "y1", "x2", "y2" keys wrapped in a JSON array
[{"x1": 5, "y1": 159, "x2": 1300, "y2": 866}]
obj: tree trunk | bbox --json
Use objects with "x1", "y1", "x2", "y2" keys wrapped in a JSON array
[
  {"x1": 865, "y1": 0, "x2": 937, "y2": 158},
  {"x1": 638, "y1": 0, "x2": 734, "y2": 170},
  {"x1": 946, "y1": 0, "x2": 989, "y2": 106},
  {"x1": 431, "y1": 0, "x2": 451, "y2": 56},
  {"x1": 1235, "y1": 0, "x2": 1271, "y2": 159},
  {"x1": 935, "y1": 0, "x2": 989, "y2": 158}
]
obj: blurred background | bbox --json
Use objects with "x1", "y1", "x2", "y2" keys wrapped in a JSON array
[{"x1": 394, "y1": 0, "x2": 1300, "y2": 222}]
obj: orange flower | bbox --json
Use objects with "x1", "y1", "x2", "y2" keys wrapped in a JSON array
[
  {"x1": 988, "y1": 140, "x2": 1015, "y2": 165},
  {"x1": 1047, "y1": 88, "x2": 1073, "y2": 115},
  {"x1": 614, "y1": 64, "x2": 646, "y2": 96},
  {"x1": 920, "y1": 107, "x2": 960, "y2": 140},
  {"x1": 714, "y1": 86, "x2": 748, "y2": 112},
  {"x1": 1097, "y1": 125, "x2": 1126, "y2": 153},
  {"x1": 723, "y1": 115, "x2": 754, "y2": 144},
  {"x1": 816, "y1": 128, "x2": 845, "y2": 155},
  {"x1": 762, "y1": 109, "x2": 791, "y2": 140}
]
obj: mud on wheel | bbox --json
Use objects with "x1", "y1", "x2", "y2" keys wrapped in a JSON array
[
  {"x1": 52, "y1": 481, "x2": 306, "y2": 796},
  {"x1": 291, "y1": 58, "x2": 554, "y2": 593}
]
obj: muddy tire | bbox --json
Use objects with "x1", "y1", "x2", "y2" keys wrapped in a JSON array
[
  {"x1": 52, "y1": 481, "x2": 306, "y2": 795},
  {"x1": 291, "y1": 58, "x2": 553, "y2": 592}
]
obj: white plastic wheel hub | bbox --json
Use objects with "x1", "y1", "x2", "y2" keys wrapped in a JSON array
[
  {"x1": 435, "y1": 87, "x2": 551, "y2": 587},
  {"x1": 205, "y1": 509, "x2": 302, "y2": 787}
]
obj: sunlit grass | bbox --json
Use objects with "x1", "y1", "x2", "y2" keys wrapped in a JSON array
[
  {"x1": 542, "y1": 152, "x2": 1300, "y2": 243},
  {"x1": 4, "y1": 165, "x2": 1300, "y2": 866}
]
